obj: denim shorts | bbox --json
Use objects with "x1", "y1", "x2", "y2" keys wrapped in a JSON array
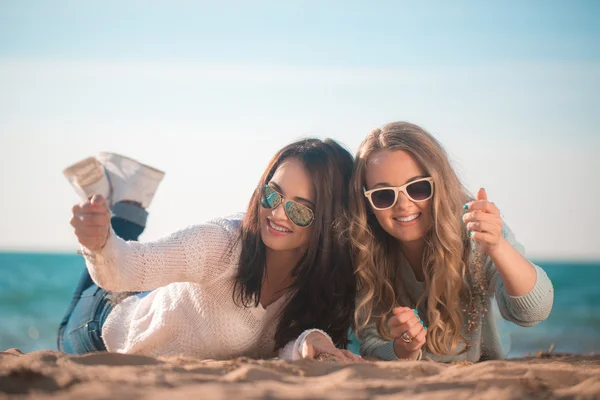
[{"x1": 58, "y1": 284, "x2": 113, "y2": 354}]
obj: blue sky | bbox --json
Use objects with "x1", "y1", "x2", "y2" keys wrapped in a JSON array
[
  {"x1": 0, "y1": 1, "x2": 598, "y2": 259},
  {"x1": 2, "y1": 1, "x2": 598, "y2": 64}
]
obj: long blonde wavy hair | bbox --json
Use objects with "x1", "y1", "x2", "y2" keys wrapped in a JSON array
[{"x1": 349, "y1": 121, "x2": 482, "y2": 356}]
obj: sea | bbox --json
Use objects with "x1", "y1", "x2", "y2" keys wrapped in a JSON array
[{"x1": 0, "y1": 251, "x2": 599, "y2": 357}]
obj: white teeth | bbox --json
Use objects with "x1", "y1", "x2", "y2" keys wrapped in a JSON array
[
  {"x1": 268, "y1": 219, "x2": 291, "y2": 233},
  {"x1": 395, "y1": 213, "x2": 420, "y2": 222}
]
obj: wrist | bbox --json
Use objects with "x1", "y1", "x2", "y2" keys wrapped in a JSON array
[
  {"x1": 487, "y1": 236, "x2": 509, "y2": 261},
  {"x1": 392, "y1": 339, "x2": 422, "y2": 361}
]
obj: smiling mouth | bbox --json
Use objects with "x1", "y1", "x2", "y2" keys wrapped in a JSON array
[
  {"x1": 267, "y1": 218, "x2": 292, "y2": 233},
  {"x1": 393, "y1": 213, "x2": 421, "y2": 223}
]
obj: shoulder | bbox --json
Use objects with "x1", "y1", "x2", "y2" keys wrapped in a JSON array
[
  {"x1": 167, "y1": 213, "x2": 244, "y2": 244},
  {"x1": 205, "y1": 213, "x2": 244, "y2": 235}
]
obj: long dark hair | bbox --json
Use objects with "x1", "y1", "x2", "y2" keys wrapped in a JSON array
[{"x1": 233, "y1": 138, "x2": 356, "y2": 350}]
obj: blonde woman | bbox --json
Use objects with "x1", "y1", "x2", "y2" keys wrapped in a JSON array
[{"x1": 347, "y1": 121, "x2": 554, "y2": 362}]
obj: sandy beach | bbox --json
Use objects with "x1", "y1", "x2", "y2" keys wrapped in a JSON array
[{"x1": 1, "y1": 349, "x2": 599, "y2": 400}]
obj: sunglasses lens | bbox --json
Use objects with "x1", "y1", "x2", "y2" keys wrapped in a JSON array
[
  {"x1": 285, "y1": 201, "x2": 314, "y2": 227},
  {"x1": 371, "y1": 189, "x2": 396, "y2": 209},
  {"x1": 260, "y1": 186, "x2": 281, "y2": 209},
  {"x1": 406, "y1": 180, "x2": 432, "y2": 201}
]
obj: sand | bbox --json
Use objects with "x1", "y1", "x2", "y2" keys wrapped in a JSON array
[{"x1": 1, "y1": 349, "x2": 599, "y2": 399}]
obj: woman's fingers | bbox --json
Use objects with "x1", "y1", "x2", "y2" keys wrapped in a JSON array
[
  {"x1": 405, "y1": 319, "x2": 425, "y2": 340},
  {"x1": 71, "y1": 213, "x2": 110, "y2": 228},
  {"x1": 476, "y1": 188, "x2": 488, "y2": 202},
  {"x1": 392, "y1": 306, "x2": 412, "y2": 315},
  {"x1": 340, "y1": 349, "x2": 366, "y2": 363},
  {"x1": 330, "y1": 348, "x2": 353, "y2": 362},
  {"x1": 462, "y1": 210, "x2": 501, "y2": 225},
  {"x1": 71, "y1": 214, "x2": 110, "y2": 236},
  {"x1": 71, "y1": 198, "x2": 110, "y2": 250},
  {"x1": 466, "y1": 220, "x2": 501, "y2": 236},
  {"x1": 469, "y1": 230, "x2": 500, "y2": 245},
  {"x1": 409, "y1": 326, "x2": 427, "y2": 349},
  {"x1": 309, "y1": 344, "x2": 360, "y2": 363},
  {"x1": 327, "y1": 349, "x2": 365, "y2": 363},
  {"x1": 465, "y1": 199, "x2": 500, "y2": 215},
  {"x1": 90, "y1": 194, "x2": 107, "y2": 207},
  {"x1": 389, "y1": 308, "x2": 422, "y2": 338},
  {"x1": 388, "y1": 309, "x2": 419, "y2": 328},
  {"x1": 399, "y1": 324, "x2": 426, "y2": 352},
  {"x1": 389, "y1": 314, "x2": 421, "y2": 338},
  {"x1": 463, "y1": 208, "x2": 502, "y2": 246},
  {"x1": 462, "y1": 194, "x2": 506, "y2": 251},
  {"x1": 465, "y1": 215, "x2": 502, "y2": 246}
]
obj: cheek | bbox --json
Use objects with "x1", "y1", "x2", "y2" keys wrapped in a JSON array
[
  {"x1": 258, "y1": 207, "x2": 267, "y2": 222},
  {"x1": 372, "y1": 208, "x2": 392, "y2": 225},
  {"x1": 299, "y1": 227, "x2": 313, "y2": 245},
  {"x1": 417, "y1": 200, "x2": 432, "y2": 217},
  {"x1": 417, "y1": 201, "x2": 434, "y2": 227}
]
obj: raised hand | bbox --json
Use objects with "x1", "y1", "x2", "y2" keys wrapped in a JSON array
[
  {"x1": 70, "y1": 194, "x2": 111, "y2": 251},
  {"x1": 389, "y1": 307, "x2": 427, "y2": 360},
  {"x1": 463, "y1": 188, "x2": 505, "y2": 255}
]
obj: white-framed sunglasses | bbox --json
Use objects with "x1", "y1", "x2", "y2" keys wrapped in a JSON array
[{"x1": 363, "y1": 177, "x2": 434, "y2": 210}]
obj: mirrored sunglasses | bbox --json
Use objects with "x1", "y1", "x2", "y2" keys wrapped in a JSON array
[{"x1": 260, "y1": 185, "x2": 315, "y2": 227}]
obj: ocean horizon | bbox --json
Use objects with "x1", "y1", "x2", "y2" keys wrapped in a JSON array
[{"x1": 1, "y1": 251, "x2": 599, "y2": 357}]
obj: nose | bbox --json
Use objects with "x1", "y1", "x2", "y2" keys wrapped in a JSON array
[
  {"x1": 271, "y1": 201, "x2": 288, "y2": 221},
  {"x1": 394, "y1": 192, "x2": 412, "y2": 210}
]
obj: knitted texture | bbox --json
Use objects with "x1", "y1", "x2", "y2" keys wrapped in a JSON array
[
  {"x1": 358, "y1": 224, "x2": 554, "y2": 362},
  {"x1": 82, "y1": 214, "x2": 308, "y2": 359}
]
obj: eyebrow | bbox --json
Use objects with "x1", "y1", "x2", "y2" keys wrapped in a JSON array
[
  {"x1": 370, "y1": 175, "x2": 428, "y2": 189},
  {"x1": 270, "y1": 181, "x2": 316, "y2": 208}
]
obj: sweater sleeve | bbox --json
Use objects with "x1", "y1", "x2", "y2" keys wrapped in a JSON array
[
  {"x1": 82, "y1": 216, "x2": 240, "y2": 292},
  {"x1": 357, "y1": 320, "x2": 400, "y2": 361},
  {"x1": 485, "y1": 223, "x2": 554, "y2": 327}
]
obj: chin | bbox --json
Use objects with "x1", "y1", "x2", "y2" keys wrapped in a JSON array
[
  {"x1": 260, "y1": 231, "x2": 289, "y2": 251},
  {"x1": 386, "y1": 226, "x2": 427, "y2": 243},
  {"x1": 398, "y1": 233, "x2": 426, "y2": 244}
]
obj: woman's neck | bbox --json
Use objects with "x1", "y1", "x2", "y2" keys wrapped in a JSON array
[
  {"x1": 400, "y1": 239, "x2": 426, "y2": 282},
  {"x1": 261, "y1": 247, "x2": 303, "y2": 307}
]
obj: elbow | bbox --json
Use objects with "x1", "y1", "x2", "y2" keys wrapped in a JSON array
[
  {"x1": 536, "y1": 284, "x2": 554, "y2": 322},
  {"x1": 528, "y1": 277, "x2": 555, "y2": 324},
  {"x1": 507, "y1": 283, "x2": 554, "y2": 327},
  {"x1": 504, "y1": 264, "x2": 555, "y2": 326},
  {"x1": 87, "y1": 267, "x2": 123, "y2": 292}
]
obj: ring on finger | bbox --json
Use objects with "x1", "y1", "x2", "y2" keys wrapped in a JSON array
[
  {"x1": 401, "y1": 331, "x2": 413, "y2": 343},
  {"x1": 469, "y1": 221, "x2": 482, "y2": 232}
]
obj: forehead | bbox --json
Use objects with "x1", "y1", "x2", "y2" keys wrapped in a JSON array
[
  {"x1": 365, "y1": 150, "x2": 426, "y2": 187},
  {"x1": 269, "y1": 157, "x2": 315, "y2": 201}
]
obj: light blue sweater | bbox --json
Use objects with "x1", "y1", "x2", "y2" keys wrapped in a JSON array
[{"x1": 358, "y1": 225, "x2": 554, "y2": 362}]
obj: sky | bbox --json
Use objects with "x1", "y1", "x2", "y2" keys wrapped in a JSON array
[{"x1": 0, "y1": 0, "x2": 598, "y2": 260}]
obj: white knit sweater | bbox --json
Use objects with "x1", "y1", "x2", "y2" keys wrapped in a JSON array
[{"x1": 82, "y1": 214, "x2": 317, "y2": 360}]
